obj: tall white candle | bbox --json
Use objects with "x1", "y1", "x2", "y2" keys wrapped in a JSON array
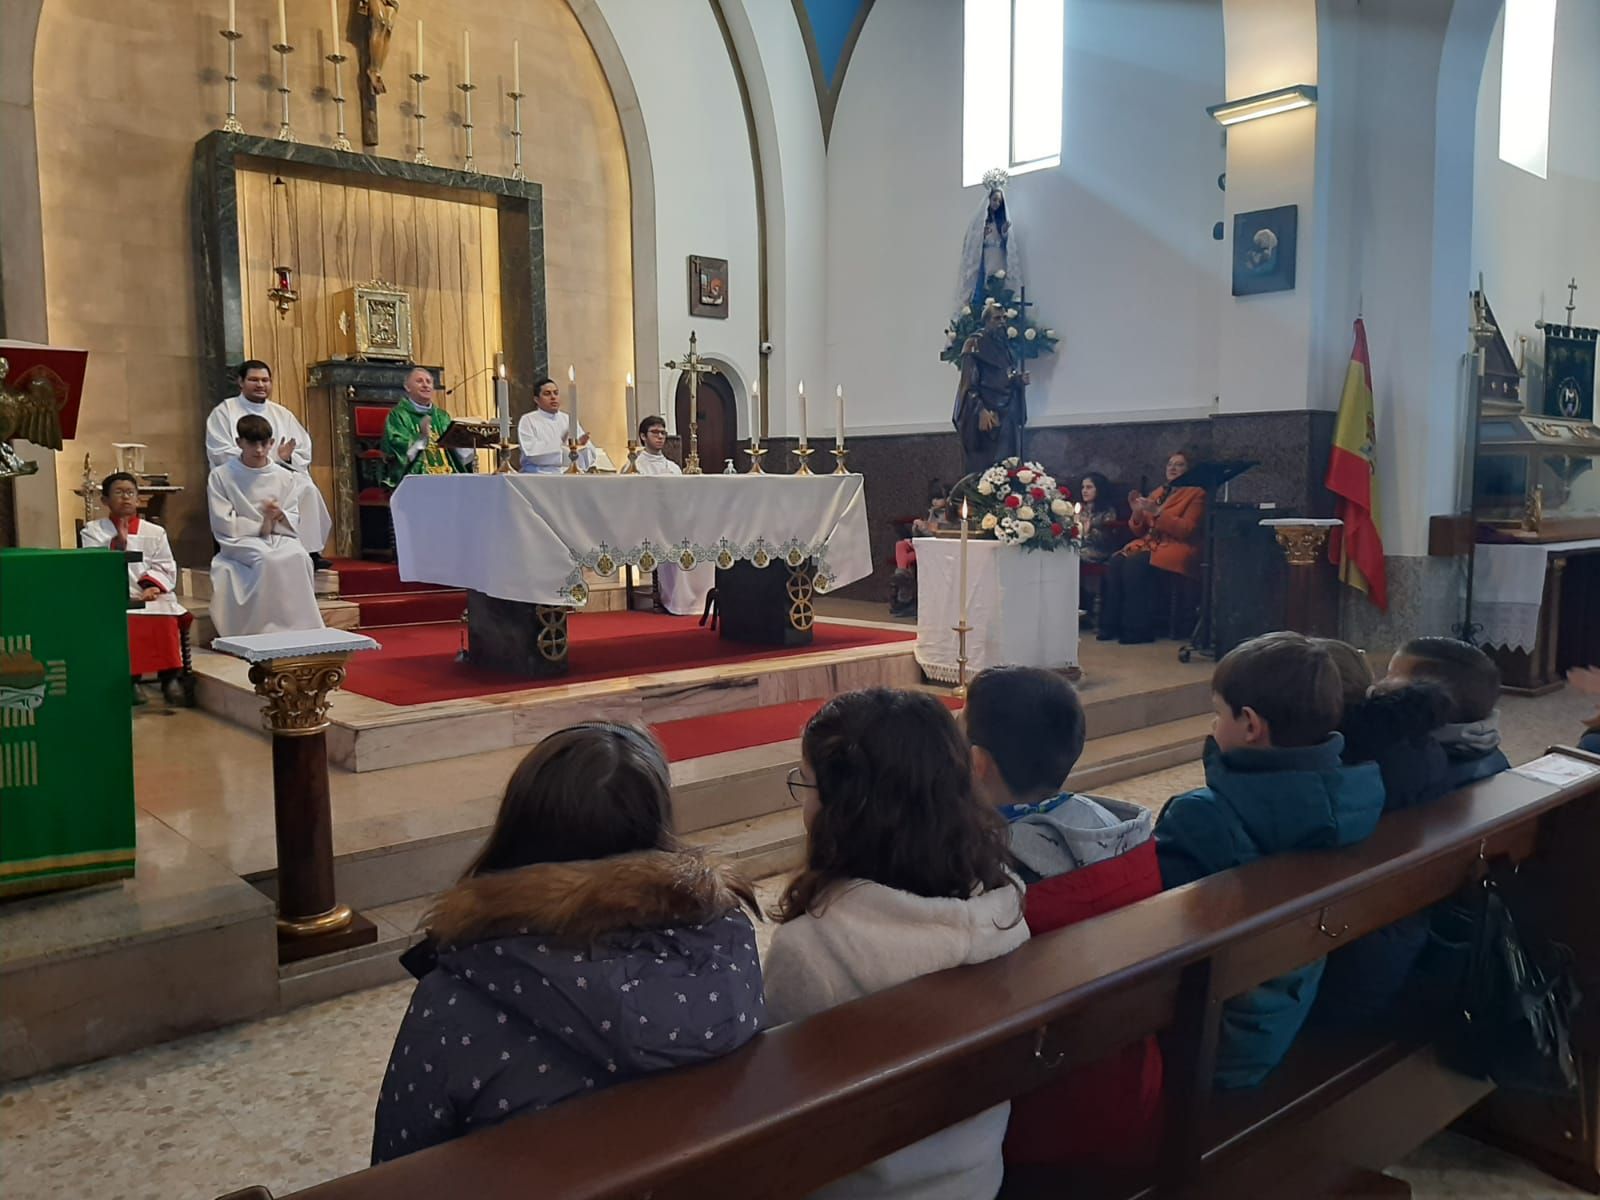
[
  {"x1": 750, "y1": 383, "x2": 760, "y2": 443},
  {"x1": 625, "y1": 371, "x2": 636, "y2": 434},
  {"x1": 229, "y1": 0, "x2": 237, "y2": 34},
  {"x1": 416, "y1": 18, "x2": 424, "y2": 75},
  {"x1": 462, "y1": 30, "x2": 471, "y2": 84},
  {"x1": 797, "y1": 379, "x2": 807, "y2": 449},
  {"x1": 959, "y1": 499, "x2": 970, "y2": 625},
  {"x1": 567, "y1": 365, "x2": 579, "y2": 446},
  {"x1": 663, "y1": 370, "x2": 676, "y2": 437},
  {"x1": 835, "y1": 384, "x2": 844, "y2": 447},
  {"x1": 513, "y1": 41, "x2": 521, "y2": 93},
  {"x1": 277, "y1": 0, "x2": 288, "y2": 44},
  {"x1": 328, "y1": 0, "x2": 338, "y2": 41},
  {"x1": 495, "y1": 352, "x2": 509, "y2": 444}
]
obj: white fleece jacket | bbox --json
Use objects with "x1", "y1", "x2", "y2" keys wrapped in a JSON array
[{"x1": 764, "y1": 877, "x2": 1029, "y2": 1200}]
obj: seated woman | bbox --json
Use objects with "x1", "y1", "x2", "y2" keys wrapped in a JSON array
[
  {"x1": 889, "y1": 479, "x2": 953, "y2": 618},
  {"x1": 1097, "y1": 448, "x2": 1206, "y2": 645},
  {"x1": 371, "y1": 723, "x2": 765, "y2": 1163},
  {"x1": 764, "y1": 688, "x2": 1027, "y2": 1198},
  {"x1": 1076, "y1": 471, "x2": 1124, "y2": 623}
]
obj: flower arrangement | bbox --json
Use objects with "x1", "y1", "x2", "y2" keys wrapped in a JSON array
[
  {"x1": 941, "y1": 273, "x2": 1059, "y2": 367},
  {"x1": 963, "y1": 458, "x2": 1080, "y2": 551}
]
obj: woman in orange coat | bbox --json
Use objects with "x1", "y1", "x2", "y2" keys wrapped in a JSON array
[{"x1": 1097, "y1": 448, "x2": 1206, "y2": 644}]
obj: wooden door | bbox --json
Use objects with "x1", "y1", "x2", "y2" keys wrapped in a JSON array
[{"x1": 674, "y1": 371, "x2": 738, "y2": 472}]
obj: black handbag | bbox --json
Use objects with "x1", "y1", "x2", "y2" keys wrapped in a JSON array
[{"x1": 1428, "y1": 862, "x2": 1581, "y2": 1096}]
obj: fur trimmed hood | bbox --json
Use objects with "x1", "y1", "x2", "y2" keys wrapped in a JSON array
[
  {"x1": 1340, "y1": 682, "x2": 1453, "y2": 765},
  {"x1": 425, "y1": 849, "x2": 756, "y2": 946}
]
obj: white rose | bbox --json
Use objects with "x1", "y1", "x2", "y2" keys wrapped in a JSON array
[
  {"x1": 1018, "y1": 505, "x2": 1035, "y2": 521},
  {"x1": 977, "y1": 480, "x2": 993, "y2": 495},
  {"x1": 995, "y1": 269, "x2": 1007, "y2": 280},
  {"x1": 1016, "y1": 521, "x2": 1036, "y2": 540},
  {"x1": 1024, "y1": 328, "x2": 1037, "y2": 341},
  {"x1": 962, "y1": 305, "x2": 972, "y2": 316},
  {"x1": 1017, "y1": 469, "x2": 1034, "y2": 483},
  {"x1": 1051, "y1": 498, "x2": 1070, "y2": 516},
  {"x1": 1005, "y1": 308, "x2": 1018, "y2": 319},
  {"x1": 980, "y1": 513, "x2": 998, "y2": 530},
  {"x1": 1045, "y1": 329, "x2": 1056, "y2": 338},
  {"x1": 1007, "y1": 327, "x2": 1018, "y2": 339}
]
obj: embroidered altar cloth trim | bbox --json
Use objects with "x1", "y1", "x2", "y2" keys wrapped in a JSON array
[
  {"x1": 212, "y1": 628, "x2": 382, "y2": 661},
  {"x1": 390, "y1": 474, "x2": 873, "y2": 607},
  {"x1": 1472, "y1": 538, "x2": 1600, "y2": 653}
]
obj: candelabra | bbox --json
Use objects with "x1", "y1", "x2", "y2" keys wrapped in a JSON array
[
  {"x1": 952, "y1": 621, "x2": 972, "y2": 696},
  {"x1": 620, "y1": 441, "x2": 640, "y2": 474},
  {"x1": 457, "y1": 80, "x2": 477, "y2": 172},
  {"x1": 683, "y1": 425, "x2": 703, "y2": 475},
  {"x1": 410, "y1": 71, "x2": 431, "y2": 165},
  {"x1": 220, "y1": 28, "x2": 244, "y2": 133},
  {"x1": 326, "y1": 48, "x2": 353, "y2": 152},
  {"x1": 831, "y1": 447, "x2": 850, "y2": 475},
  {"x1": 791, "y1": 445, "x2": 816, "y2": 475},
  {"x1": 272, "y1": 41, "x2": 296, "y2": 142},
  {"x1": 508, "y1": 89, "x2": 526, "y2": 181},
  {"x1": 745, "y1": 440, "x2": 768, "y2": 474}
]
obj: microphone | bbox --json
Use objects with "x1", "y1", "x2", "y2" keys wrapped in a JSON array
[{"x1": 443, "y1": 365, "x2": 495, "y2": 396}]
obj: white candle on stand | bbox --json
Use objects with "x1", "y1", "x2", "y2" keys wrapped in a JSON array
[
  {"x1": 662, "y1": 370, "x2": 676, "y2": 436},
  {"x1": 513, "y1": 41, "x2": 521, "y2": 92},
  {"x1": 835, "y1": 384, "x2": 845, "y2": 447},
  {"x1": 229, "y1": 0, "x2": 237, "y2": 34},
  {"x1": 277, "y1": 0, "x2": 288, "y2": 44},
  {"x1": 625, "y1": 372, "x2": 636, "y2": 434},
  {"x1": 959, "y1": 499, "x2": 970, "y2": 626},
  {"x1": 749, "y1": 383, "x2": 760, "y2": 443},
  {"x1": 462, "y1": 30, "x2": 471, "y2": 84},
  {"x1": 494, "y1": 352, "x2": 509, "y2": 444},
  {"x1": 416, "y1": 18, "x2": 424, "y2": 75},
  {"x1": 567, "y1": 364, "x2": 579, "y2": 445},
  {"x1": 328, "y1": 0, "x2": 338, "y2": 41},
  {"x1": 797, "y1": 379, "x2": 807, "y2": 449}
]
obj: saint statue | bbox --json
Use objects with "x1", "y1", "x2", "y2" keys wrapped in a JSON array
[
  {"x1": 953, "y1": 174, "x2": 1025, "y2": 315},
  {"x1": 954, "y1": 299, "x2": 1028, "y2": 475},
  {"x1": 356, "y1": 0, "x2": 399, "y2": 150}
]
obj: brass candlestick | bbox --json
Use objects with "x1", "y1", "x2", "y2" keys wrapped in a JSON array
[
  {"x1": 745, "y1": 442, "x2": 768, "y2": 474},
  {"x1": 272, "y1": 41, "x2": 297, "y2": 142},
  {"x1": 831, "y1": 446, "x2": 850, "y2": 475},
  {"x1": 494, "y1": 442, "x2": 518, "y2": 474},
  {"x1": 620, "y1": 440, "x2": 640, "y2": 474},
  {"x1": 220, "y1": 28, "x2": 244, "y2": 133},
  {"x1": 953, "y1": 621, "x2": 972, "y2": 696},
  {"x1": 409, "y1": 71, "x2": 431, "y2": 165},
  {"x1": 457, "y1": 80, "x2": 476, "y2": 172},
  {"x1": 507, "y1": 89, "x2": 525, "y2": 181},
  {"x1": 791, "y1": 445, "x2": 816, "y2": 475},
  {"x1": 326, "y1": 50, "x2": 353, "y2": 151},
  {"x1": 563, "y1": 438, "x2": 581, "y2": 474}
]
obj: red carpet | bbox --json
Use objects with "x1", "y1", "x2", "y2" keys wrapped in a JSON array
[
  {"x1": 342, "y1": 612, "x2": 915, "y2": 706},
  {"x1": 650, "y1": 695, "x2": 962, "y2": 761},
  {"x1": 328, "y1": 557, "x2": 467, "y2": 628}
]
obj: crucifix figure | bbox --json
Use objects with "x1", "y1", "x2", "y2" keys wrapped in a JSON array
[
  {"x1": 1567, "y1": 277, "x2": 1579, "y2": 327},
  {"x1": 664, "y1": 331, "x2": 722, "y2": 475},
  {"x1": 355, "y1": 0, "x2": 398, "y2": 150}
]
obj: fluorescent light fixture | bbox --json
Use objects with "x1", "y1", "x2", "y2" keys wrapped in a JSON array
[{"x1": 1207, "y1": 84, "x2": 1318, "y2": 127}]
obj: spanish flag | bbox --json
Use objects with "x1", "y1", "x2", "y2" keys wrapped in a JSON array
[{"x1": 1325, "y1": 319, "x2": 1387, "y2": 610}]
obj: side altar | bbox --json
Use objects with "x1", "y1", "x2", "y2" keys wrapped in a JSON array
[{"x1": 390, "y1": 473, "x2": 872, "y2": 676}]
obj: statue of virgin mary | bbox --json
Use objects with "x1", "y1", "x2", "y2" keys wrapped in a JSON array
[{"x1": 953, "y1": 169, "x2": 1025, "y2": 315}]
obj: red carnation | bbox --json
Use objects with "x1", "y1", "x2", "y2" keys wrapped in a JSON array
[
  {"x1": 1004, "y1": 494, "x2": 1022, "y2": 509},
  {"x1": 1051, "y1": 522, "x2": 1064, "y2": 537},
  {"x1": 1007, "y1": 468, "x2": 1020, "y2": 478},
  {"x1": 1058, "y1": 485, "x2": 1071, "y2": 497},
  {"x1": 1030, "y1": 486, "x2": 1046, "y2": 500}
]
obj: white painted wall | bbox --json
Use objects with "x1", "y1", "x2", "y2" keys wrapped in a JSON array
[
  {"x1": 825, "y1": 0, "x2": 1228, "y2": 434},
  {"x1": 1473, "y1": 1, "x2": 1600, "y2": 355}
]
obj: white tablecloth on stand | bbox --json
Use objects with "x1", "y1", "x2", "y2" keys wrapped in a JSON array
[
  {"x1": 1472, "y1": 538, "x2": 1600, "y2": 652},
  {"x1": 913, "y1": 538, "x2": 1079, "y2": 682},
  {"x1": 390, "y1": 473, "x2": 872, "y2": 607}
]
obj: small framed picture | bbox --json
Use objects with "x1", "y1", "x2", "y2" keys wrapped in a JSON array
[
  {"x1": 689, "y1": 255, "x2": 729, "y2": 318},
  {"x1": 1232, "y1": 206, "x2": 1298, "y2": 296}
]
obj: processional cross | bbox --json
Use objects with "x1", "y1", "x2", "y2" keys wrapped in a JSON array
[
  {"x1": 1566, "y1": 278, "x2": 1579, "y2": 327},
  {"x1": 664, "y1": 330, "x2": 721, "y2": 475}
]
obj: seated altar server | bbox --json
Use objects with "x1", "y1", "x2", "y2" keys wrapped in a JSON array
[
  {"x1": 382, "y1": 366, "x2": 478, "y2": 487},
  {"x1": 80, "y1": 471, "x2": 192, "y2": 705},
  {"x1": 633, "y1": 415, "x2": 711, "y2": 616},
  {"x1": 205, "y1": 359, "x2": 333, "y2": 570},
  {"x1": 208, "y1": 414, "x2": 325, "y2": 638},
  {"x1": 517, "y1": 376, "x2": 595, "y2": 473}
]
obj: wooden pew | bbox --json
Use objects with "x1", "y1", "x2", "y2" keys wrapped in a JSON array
[{"x1": 249, "y1": 750, "x2": 1600, "y2": 1200}]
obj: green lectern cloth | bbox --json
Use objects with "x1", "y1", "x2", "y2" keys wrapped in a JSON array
[{"x1": 0, "y1": 548, "x2": 136, "y2": 896}]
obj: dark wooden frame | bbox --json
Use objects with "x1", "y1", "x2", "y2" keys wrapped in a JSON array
[{"x1": 687, "y1": 253, "x2": 729, "y2": 319}]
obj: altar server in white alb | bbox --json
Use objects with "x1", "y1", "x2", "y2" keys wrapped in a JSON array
[
  {"x1": 207, "y1": 414, "x2": 326, "y2": 638},
  {"x1": 205, "y1": 359, "x2": 333, "y2": 568},
  {"x1": 518, "y1": 376, "x2": 595, "y2": 473},
  {"x1": 632, "y1": 414, "x2": 712, "y2": 617}
]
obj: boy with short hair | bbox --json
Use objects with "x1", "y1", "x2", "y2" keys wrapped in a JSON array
[
  {"x1": 1380, "y1": 636, "x2": 1510, "y2": 789},
  {"x1": 1154, "y1": 632, "x2": 1385, "y2": 1088},
  {"x1": 965, "y1": 665, "x2": 1163, "y2": 1167}
]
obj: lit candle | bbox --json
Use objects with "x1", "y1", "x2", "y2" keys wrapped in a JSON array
[
  {"x1": 835, "y1": 384, "x2": 844, "y2": 448},
  {"x1": 797, "y1": 379, "x2": 807, "y2": 449},
  {"x1": 462, "y1": 29, "x2": 471, "y2": 85},
  {"x1": 567, "y1": 364, "x2": 579, "y2": 448},
  {"x1": 229, "y1": 0, "x2": 237, "y2": 34},
  {"x1": 959, "y1": 498, "x2": 970, "y2": 626},
  {"x1": 625, "y1": 371, "x2": 636, "y2": 433},
  {"x1": 750, "y1": 383, "x2": 760, "y2": 444},
  {"x1": 495, "y1": 352, "x2": 509, "y2": 444},
  {"x1": 277, "y1": 0, "x2": 288, "y2": 44},
  {"x1": 416, "y1": 18, "x2": 424, "y2": 75},
  {"x1": 513, "y1": 40, "x2": 521, "y2": 93},
  {"x1": 328, "y1": 0, "x2": 338, "y2": 42}
]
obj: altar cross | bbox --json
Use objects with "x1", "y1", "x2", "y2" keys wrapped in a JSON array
[
  {"x1": 1567, "y1": 277, "x2": 1578, "y2": 327},
  {"x1": 664, "y1": 330, "x2": 722, "y2": 475}
]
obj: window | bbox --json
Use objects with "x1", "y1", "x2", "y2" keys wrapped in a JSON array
[
  {"x1": 963, "y1": 0, "x2": 1064, "y2": 187},
  {"x1": 1498, "y1": 0, "x2": 1557, "y2": 179}
]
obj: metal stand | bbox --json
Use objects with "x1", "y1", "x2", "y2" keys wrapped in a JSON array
[
  {"x1": 326, "y1": 50, "x2": 353, "y2": 151},
  {"x1": 457, "y1": 80, "x2": 476, "y2": 172},
  {"x1": 563, "y1": 438, "x2": 581, "y2": 474},
  {"x1": 792, "y1": 446, "x2": 816, "y2": 476},
  {"x1": 410, "y1": 71, "x2": 431, "y2": 165},
  {"x1": 508, "y1": 89, "x2": 525, "y2": 180},
  {"x1": 952, "y1": 621, "x2": 972, "y2": 696},
  {"x1": 620, "y1": 440, "x2": 640, "y2": 474},
  {"x1": 221, "y1": 28, "x2": 244, "y2": 133},
  {"x1": 272, "y1": 42, "x2": 297, "y2": 142},
  {"x1": 746, "y1": 442, "x2": 768, "y2": 474},
  {"x1": 831, "y1": 447, "x2": 850, "y2": 475}
]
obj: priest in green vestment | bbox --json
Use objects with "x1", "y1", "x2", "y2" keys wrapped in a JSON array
[{"x1": 382, "y1": 366, "x2": 477, "y2": 488}]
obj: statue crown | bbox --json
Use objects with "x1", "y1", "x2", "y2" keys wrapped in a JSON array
[{"x1": 981, "y1": 167, "x2": 1010, "y2": 191}]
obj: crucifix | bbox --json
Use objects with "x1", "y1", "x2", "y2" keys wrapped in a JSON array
[
  {"x1": 355, "y1": 0, "x2": 398, "y2": 151},
  {"x1": 1566, "y1": 277, "x2": 1579, "y2": 327},
  {"x1": 664, "y1": 330, "x2": 721, "y2": 475}
]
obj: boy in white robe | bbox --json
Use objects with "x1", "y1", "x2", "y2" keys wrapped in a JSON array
[
  {"x1": 518, "y1": 376, "x2": 595, "y2": 473},
  {"x1": 207, "y1": 413, "x2": 326, "y2": 639},
  {"x1": 80, "y1": 471, "x2": 193, "y2": 704},
  {"x1": 632, "y1": 415, "x2": 711, "y2": 617},
  {"x1": 204, "y1": 358, "x2": 334, "y2": 568}
]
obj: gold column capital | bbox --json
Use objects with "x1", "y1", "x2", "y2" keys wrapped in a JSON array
[
  {"x1": 1272, "y1": 525, "x2": 1333, "y2": 567},
  {"x1": 248, "y1": 653, "x2": 353, "y2": 735}
]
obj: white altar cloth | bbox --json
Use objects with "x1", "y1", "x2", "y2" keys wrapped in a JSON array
[
  {"x1": 391, "y1": 473, "x2": 872, "y2": 607},
  {"x1": 913, "y1": 538, "x2": 1080, "y2": 683},
  {"x1": 1473, "y1": 538, "x2": 1600, "y2": 652}
]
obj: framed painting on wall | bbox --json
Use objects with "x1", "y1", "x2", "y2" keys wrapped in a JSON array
[
  {"x1": 688, "y1": 255, "x2": 729, "y2": 318},
  {"x1": 1231, "y1": 206, "x2": 1298, "y2": 296}
]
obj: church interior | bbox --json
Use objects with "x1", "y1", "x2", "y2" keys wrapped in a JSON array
[{"x1": 2, "y1": 0, "x2": 1600, "y2": 1196}]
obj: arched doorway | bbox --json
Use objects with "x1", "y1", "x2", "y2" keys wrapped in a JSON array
[{"x1": 674, "y1": 371, "x2": 739, "y2": 472}]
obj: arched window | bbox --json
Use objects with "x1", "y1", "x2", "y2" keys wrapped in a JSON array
[
  {"x1": 1498, "y1": 0, "x2": 1557, "y2": 179},
  {"x1": 962, "y1": 0, "x2": 1064, "y2": 187}
]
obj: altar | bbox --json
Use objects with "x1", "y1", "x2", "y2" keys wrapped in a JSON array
[
  {"x1": 914, "y1": 538, "x2": 1080, "y2": 683},
  {"x1": 390, "y1": 473, "x2": 872, "y2": 676}
]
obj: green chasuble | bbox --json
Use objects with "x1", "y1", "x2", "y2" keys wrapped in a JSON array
[{"x1": 381, "y1": 401, "x2": 471, "y2": 489}]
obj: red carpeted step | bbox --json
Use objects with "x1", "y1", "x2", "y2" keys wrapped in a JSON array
[
  {"x1": 328, "y1": 558, "x2": 452, "y2": 598},
  {"x1": 649, "y1": 694, "x2": 963, "y2": 762},
  {"x1": 355, "y1": 590, "x2": 468, "y2": 628}
]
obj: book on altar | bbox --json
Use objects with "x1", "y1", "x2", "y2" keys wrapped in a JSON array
[{"x1": 436, "y1": 420, "x2": 500, "y2": 450}]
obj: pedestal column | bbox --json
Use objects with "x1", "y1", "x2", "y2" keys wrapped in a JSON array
[{"x1": 1262, "y1": 519, "x2": 1342, "y2": 636}]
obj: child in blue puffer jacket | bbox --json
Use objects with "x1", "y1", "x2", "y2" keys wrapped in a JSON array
[{"x1": 1154, "y1": 632, "x2": 1385, "y2": 1089}]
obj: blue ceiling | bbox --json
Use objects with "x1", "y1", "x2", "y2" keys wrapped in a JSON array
[{"x1": 801, "y1": 0, "x2": 870, "y2": 87}]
